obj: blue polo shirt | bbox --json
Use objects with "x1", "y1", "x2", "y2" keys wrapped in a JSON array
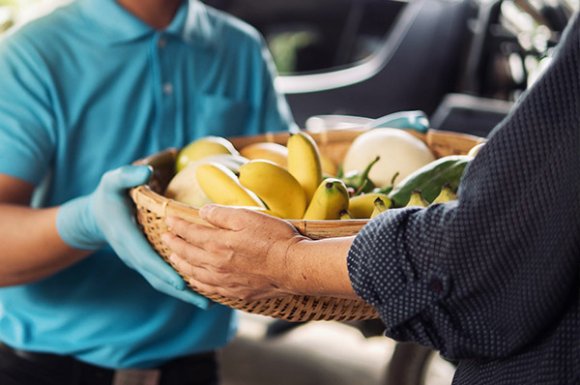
[{"x1": 0, "y1": 0, "x2": 295, "y2": 369}]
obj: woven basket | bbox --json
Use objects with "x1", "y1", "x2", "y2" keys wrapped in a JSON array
[{"x1": 129, "y1": 128, "x2": 483, "y2": 322}]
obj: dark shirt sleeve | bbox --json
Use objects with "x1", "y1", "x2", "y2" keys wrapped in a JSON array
[{"x1": 347, "y1": 13, "x2": 580, "y2": 360}]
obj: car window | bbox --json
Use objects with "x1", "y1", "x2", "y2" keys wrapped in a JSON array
[{"x1": 203, "y1": 0, "x2": 408, "y2": 75}]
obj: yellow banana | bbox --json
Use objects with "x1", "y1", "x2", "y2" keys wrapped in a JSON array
[
  {"x1": 176, "y1": 136, "x2": 239, "y2": 173},
  {"x1": 406, "y1": 190, "x2": 429, "y2": 207},
  {"x1": 239, "y1": 142, "x2": 288, "y2": 168},
  {"x1": 196, "y1": 163, "x2": 265, "y2": 207},
  {"x1": 238, "y1": 160, "x2": 307, "y2": 219},
  {"x1": 431, "y1": 186, "x2": 457, "y2": 204},
  {"x1": 287, "y1": 131, "x2": 322, "y2": 202},
  {"x1": 339, "y1": 210, "x2": 353, "y2": 220},
  {"x1": 320, "y1": 153, "x2": 338, "y2": 177},
  {"x1": 223, "y1": 206, "x2": 283, "y2": 218},
  {"x1": 370, "y1": 197, "x2": 389, "y2": 218},
  {"x1": 348, "y1": 193, "x2": 392, "y2": 219},
  {"x1": 303, "y1": 178, "x2": 349, "y2": 220}
]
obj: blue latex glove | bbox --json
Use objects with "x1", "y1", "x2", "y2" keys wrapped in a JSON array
[
  {"x1": 56, "y1": 165, "x2": 210, "y2": 309},
  {"x1": 368, "y1": 110, "x2": 430, "y2": 133}
]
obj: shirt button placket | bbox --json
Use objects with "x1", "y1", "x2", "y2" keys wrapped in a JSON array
[
  {"x1": 158, "y1": 37, "x2": 167, "y2": 48},
  {"x1": 163, "y1": 82, "x2": 173, "y2": 96},
  {"x1": 155, "y1": 33, "x2": 177, "y2": 148}
]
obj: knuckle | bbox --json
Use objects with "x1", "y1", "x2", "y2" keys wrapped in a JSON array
[{"x1": 214, "y1": 265, "x2": 230, "y2": 276}]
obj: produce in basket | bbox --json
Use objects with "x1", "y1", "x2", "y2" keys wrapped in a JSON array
[
  {"x1": 348, "y1": 193, "x2": 392, "y2": 219},
  {"x1": 165, "y1": 154, "x2": 247, "y2": 208},
  {"x1": 239, "y1": 142, "x2": 288, "y2": 168},
  {"x1": 303, "y1": 178, "x2": 350, "y2": 220},
  {"x1": 388, "y1": 155, "x2": 471, "y2": 207},
  {"x1": 342, "y1": 127, "x2": 436, "y2": 187},
  {"x1": 238, "y1": 160, "x2": 307, "y2": 219},
  {"x1": 196, "y1": 163, "x2": 265, "y2": 207},
  {"x1": 175, "y1": 136, "x2": 239, "y2": 173},
  {"x1": 370, "y1": 197, "x2": 390, "y2": 218},
  {"x1": 130, "y1": 128, "x2": 483, "y2": 321},
  {"x1": 432, "y1": 185, "x2": 457, "y2": 204},
  {"x1": 166, "y1": 129, "x2": 480, "y2": 220},
  {"x1": 287, "y1": 131, "x2": 323, "y2": 201}
]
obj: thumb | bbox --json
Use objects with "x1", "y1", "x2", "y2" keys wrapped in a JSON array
[
  {"x1": 199, "y1": 204, "x2": 264, "y2": 231},
  {"x1": 102, "y1": 165, "x2": 152, "y2": 192}
]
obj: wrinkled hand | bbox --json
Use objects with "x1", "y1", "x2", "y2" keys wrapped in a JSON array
[
  {"x1": 161, "y1": 205, "x2": 308, "y2": 302},
  {"x1": 56, "y1": 165, "x2": 210, "y2": 308}
]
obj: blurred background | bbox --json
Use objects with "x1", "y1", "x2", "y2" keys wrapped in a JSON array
[
  {"x1": 200, "y1": 0, "x2": 575, "y2": 134},
  {"x1": 0, "y1": 0, "x2": 576, "y2": 384},
  {"x1": 1, "y1": 0, "x2": 576, "y2": 134}
]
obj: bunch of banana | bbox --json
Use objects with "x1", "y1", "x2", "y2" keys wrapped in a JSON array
[
  {"x1": 286, "y1": 132, "x2": 356, "y2": 220},
  {"x1": 303, "y1": 178, "x2": 350, "y2": 220},
  {"x1": 238, "y1": 160, "x2": 307, "y2": 219},
  {"x1": 170, "y1": 131, "x2": 396, "y2": 221},
  {"x1": 370, "y1": 197, "x2": 389, "y2": 218},
  {"x1": 166, "y1": 154, "x2": 248, "y2": 208},
  {"x1": 404, "y1": 186, "x2": 457, "y2": 208},
  {"x1": 406, "y1": 191, "x2": 429, "y2": 207},
  {"x1": 175, "y1": 131, "x2": 346, "y2": 220},
  {"x1": 432, "y1": 185, "x2": 457, "y2": 204},
  {"x1": 196, "y1": 163, "x2": 264, "y2": 207},
  {"x1": 287, "y1": 131, "x2": 323, "y2": 202},
  {"x1": 348, "y1": 193, "x2": 392, "y2": 219}
]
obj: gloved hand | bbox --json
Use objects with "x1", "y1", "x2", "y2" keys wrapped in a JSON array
[
  {"x1": 56, "y1": 165, "x2": 210, "y2": 309},
  {"x1": 368, "y1": 110, "x2": 429, "y2": 133}
]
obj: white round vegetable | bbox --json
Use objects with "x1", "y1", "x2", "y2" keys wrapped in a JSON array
[{"x1": 343, "y1": 128, "x2": 435, "y2": 187}]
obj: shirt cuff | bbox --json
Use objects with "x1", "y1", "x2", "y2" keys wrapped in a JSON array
[{"x1": 347, "y1": 208, "x2": 450, "y2": 333}]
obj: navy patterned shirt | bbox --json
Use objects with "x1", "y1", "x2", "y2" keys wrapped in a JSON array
[{"x1": 347, "y1": 13, "x2": 580, "y2": 385}]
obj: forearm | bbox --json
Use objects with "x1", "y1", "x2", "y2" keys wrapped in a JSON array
[
  {"x1": 0, "y1": 204, "x2": 89, "y2": 286},
  {"x1": 285, "y1": 236, "x2": 358, "y2": 299}
]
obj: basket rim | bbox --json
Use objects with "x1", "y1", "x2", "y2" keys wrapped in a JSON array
[
  {"x1": 129, "y1": 128, "x2": 484, "y2": 224},
  {"x1": 130, "y1": 184, "x2": 370, "y2": 229}
]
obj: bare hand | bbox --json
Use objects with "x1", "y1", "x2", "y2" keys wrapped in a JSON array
[{"x1": 161, "y1": 205, "x2": 308, "y2": 302}]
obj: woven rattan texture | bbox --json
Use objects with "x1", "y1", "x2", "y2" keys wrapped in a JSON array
[{"x1": 135, "y1": 206, "x2": 379, "y2": 321}]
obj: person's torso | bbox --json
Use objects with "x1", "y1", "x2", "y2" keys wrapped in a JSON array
[{"x1": 0, "y1": 0, "x2": 287, "y2": 368}]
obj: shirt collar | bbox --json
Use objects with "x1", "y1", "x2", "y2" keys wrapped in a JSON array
[{"x1": 79, "y1": 0, "x2": 216, "y2": 47}]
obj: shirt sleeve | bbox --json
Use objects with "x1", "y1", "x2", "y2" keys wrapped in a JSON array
[
  {"x1": 0, "y1": 32, "x2": 56, "y2": 185},
  {"x1": 347, "y1": 14, "x2": 580, "y2": 361}
]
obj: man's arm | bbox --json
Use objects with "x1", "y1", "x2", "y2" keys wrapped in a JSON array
[
  {"x1": 0, "y1": 169, "x2": 212, "y2": 307},
  {"x1": 0, "y1": 174, "x2": 89, "y2": 286}
]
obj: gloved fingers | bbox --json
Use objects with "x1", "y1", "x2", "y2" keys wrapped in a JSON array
[
  {"x1": 101, "y1": 165, "x2": 152, "y2": 192},
  {"x1": 120, "y1": 224, "x2": 188, "y2": 290},
  {"x1": 141, "y1": 271, "x2": 211, "y2": 309}
]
